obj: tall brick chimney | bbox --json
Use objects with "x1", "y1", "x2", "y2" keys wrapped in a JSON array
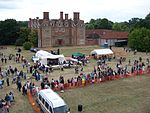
[
  {"x1": 60, "y1": 11, "x2": 63, "y2": 20},
  {"x1": 43, "y1": 12, "x2": 49, "y2": 20},
  {"x1": 77, "y1": 12, "x2": 80, "y2": 20},
  {"x1": 65, "y1": 14, "x2": 68, "y2": 20},
  {"x1": 73, "y1": 12, "x2": 80, "y2": 20}
]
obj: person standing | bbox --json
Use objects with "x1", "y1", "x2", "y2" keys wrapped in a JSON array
[
  {"x1": 4, "y1": 58, "x2": 7, "y2": 63},
  {"x1": 22, "y1": 85, "x2": 26, "y2": 96},
  {"x1": 17, "y1": 81, "x2": 22, "y2": 92},
  {"x1": 1, "y1": 58, "x2": 4, "y2": 63},
  {"x1": 6, "y1": 77, "x2": 9, "y2": 86}
]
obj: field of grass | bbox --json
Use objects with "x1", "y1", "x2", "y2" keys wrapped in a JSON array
[
  {"x1": 59, "y1": 74, "x2": 150, "y2": 113},
  {"x1": 0, "y1": 45, "x2": 150, "y2": 113}
]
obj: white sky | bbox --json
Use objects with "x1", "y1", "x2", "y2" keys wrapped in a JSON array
[{"x1": 0, "y1": 0, "x2": 149, "y2": 22}]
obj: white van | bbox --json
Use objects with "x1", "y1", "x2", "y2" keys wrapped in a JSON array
[{"x1": 36, "y1": 88, "x2": 70, "y2": 113}]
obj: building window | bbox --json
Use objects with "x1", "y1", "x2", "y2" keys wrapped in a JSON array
[
  {"x1": 51, "y1": 23, "x2": 54, "y2": 27},
  {"x1": 65, "y1": 22, "x2": 68, "y2": 27}
]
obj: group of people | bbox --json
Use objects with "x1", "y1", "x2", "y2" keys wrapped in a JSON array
[
  {"x1": 36, "y1": 54, "x2": 150, "y2": 91},
  {"x1": 0, "y1": 92, "x2": 14, "y2": 113},
  {"x1": 1, "y1": 57, "x2": 7, "y2": 64}
]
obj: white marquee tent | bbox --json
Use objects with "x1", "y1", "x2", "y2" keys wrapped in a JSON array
[
  {"x1": 91, "y1": 49, "x2": 113, "y2": 56},
  {"x1": 35, "y1": 50, "x2": 65, "y2": 65}
]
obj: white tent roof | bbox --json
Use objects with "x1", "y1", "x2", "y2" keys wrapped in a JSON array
[
  {"x1": 91, "y1": 49, "x2": 113, "y2": 55},
  {"x1": 35, "y1": 50, "x2": 52, "y2": 59},
  {"x1": 35, "y1": 50, "x2": 65, "y2": 64}
]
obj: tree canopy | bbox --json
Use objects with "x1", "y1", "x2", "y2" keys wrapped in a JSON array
[
  {"x1": 128, "y1": 13, "x2": 150, "y2": 51},
  {"x1": 86, "y1": 18, "x2": 113, "y2": 30},
  {"x1": 128, "y1": 28, "x2": 150, "y2": 52},
  {"x1": 0, "y1": 19, "x2": 28, "y2": 45},
  {"x1": 0, "y1": 19, "x2": 37, "y2": 48},
  {"x1": 0, "y1": 19, "x2": 19, "y2": 45}
]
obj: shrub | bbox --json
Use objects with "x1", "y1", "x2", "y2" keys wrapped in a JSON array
[{"x1": 23, "y1": 42, "x2": 32, "y2": 50}]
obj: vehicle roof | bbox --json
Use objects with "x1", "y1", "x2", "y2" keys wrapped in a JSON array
[{"x1": 39, "y1": 89, "x2": 66, "y2": 108}]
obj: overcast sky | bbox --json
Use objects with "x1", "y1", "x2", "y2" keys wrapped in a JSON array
[{"x1": 0, "y1": 0, "x2": 149, "y2": 22}]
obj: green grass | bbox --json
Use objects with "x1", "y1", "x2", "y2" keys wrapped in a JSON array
[
  {"x1": 0, "y1": 45, "x2": 150, "y2": 113},
  {"x1": 59, "y1": 74, "x2": 150, "y2": 113}
]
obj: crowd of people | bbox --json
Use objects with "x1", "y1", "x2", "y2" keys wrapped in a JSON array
[
  {"x1": 35, "y1": 54, "x2": 150, "y2": 92},
  {"x1": 0, "y1": 46, "x2": 150, "y2": 112}
]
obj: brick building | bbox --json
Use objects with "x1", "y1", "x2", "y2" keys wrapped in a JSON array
[
  {"x1": 86, "y1": 29, "x2": 128, "y2": 47},
  {"x1": 28, "y1": 11, "x2": 85, "y2": 47}
]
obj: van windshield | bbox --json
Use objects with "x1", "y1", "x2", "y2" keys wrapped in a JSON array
[{"x1": 53, "y1": 105, "x2": 68, "y2": 113}]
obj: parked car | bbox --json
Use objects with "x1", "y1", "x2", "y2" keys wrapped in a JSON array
[{"x1": 30, "y1": 48, "x2": 39, "y2": 53}]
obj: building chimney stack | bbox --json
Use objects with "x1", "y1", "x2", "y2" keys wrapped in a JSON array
[
  {"x1": 77, "y1": 12, "x2": 80, "y2": 20},
  {"x1": 65, "y1": 14, "x2": 68, "y2": 20},
  {"x1": 73, "y1": 12, "x2": 80, "y2": 20},
  {"x1": 43, "y1": 12, "x2": 49, "y2": 20},
  {"x1": 60, "y1": 11, "x2": 63, "y2": 20}
]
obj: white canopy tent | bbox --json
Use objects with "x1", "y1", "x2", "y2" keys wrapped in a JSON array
[
  {"x1": 35, "y1": 50, "x2": 65, "y2": 65},
  {"x1": 91, "y1": 49, "x2": 113, "y2": 56}
]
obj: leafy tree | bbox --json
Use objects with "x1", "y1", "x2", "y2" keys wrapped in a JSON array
[
  {"x1": 0, "y1": 19, "x2": 20, "y2": 45},
  {"x1": 99, "y1": 18, "x2": 113, "y2": 29},
  {"x1": 112, "y1": 22, "x2": 129, "y2": 31},
  {"x1": 0, "y1": 19, "x2": 28, "y2": 45},
  {"x1": 17, "y1": 27, "x2": 30, "y2": 43},
  {"x1": 28, "y1": 30, "x2": 38, "y2": 47},
  {"x1": 85, "y1": 23, "x2": 94, "y2": 29},
  {"x1": 85, "y1": 18, "x2": 113, "y2": 29},
  {"x1": 23, "y1": 42, "x2": 32, "y2": 50},
  {"x1": 128, "y1": 28, "x2": 150, "y2": 51},
  {"x1": 18, "y1": 21, "x2": 28, "y2": 27}
]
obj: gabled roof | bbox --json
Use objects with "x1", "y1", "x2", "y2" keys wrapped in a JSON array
[{"x1": 86, "y1": 29, "x2": 128, "y2": 39}]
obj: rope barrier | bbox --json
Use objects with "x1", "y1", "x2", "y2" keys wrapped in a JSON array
[
  {"x1": 27, "y1": 68, "x2": 150, "y2": 113},
  {"x1": 53, "y1": 68, "x2": 150, "y2": 91},
  {"x1": 27, "y1": 91, "x2": 41, "y2": 113}
]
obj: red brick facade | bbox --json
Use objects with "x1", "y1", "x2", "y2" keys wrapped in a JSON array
[{"x1": 28, "y1": 12, "x2": 85, "y2": 47}]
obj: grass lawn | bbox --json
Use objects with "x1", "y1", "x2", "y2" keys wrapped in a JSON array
[
  {"x1": 0, "y1": 45, "x2": 150, "y2": 113},
  {"x1": 59, "y1": 74, "x2": 150, "y2": 113}
]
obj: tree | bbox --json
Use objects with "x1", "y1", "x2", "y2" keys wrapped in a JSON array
[
  {"x1": 0, "y1": 19, "x2": 20, "y2": 45},
  {"x1": 0, "y1": 19, "x2": 28, "y2": 45},
  {"x1": 15, "y1": 38, "x2": 25, "y2": 46},
  {"x1": 85, "y1": 18, "x2": 113, "y2": 30},
  {"x1": 85, "y1": 22, "x2": 94, "y2": 29},
  {"x1": 128, "y1": 28, "x2": 150, "y2": 51},
  {"x1": 18, "y1": 21, "x2": 28, "y2": 27},
  {"x1": 17, "y1": 27, "x2": 30, "y2": 43},
  {"x1": 99, "y1": 18, "x2": 113, "y2": 29},
  {"x1": 28, "y1": 30, "x2": 38, "y2": 47},
  {"x1": 112, "y1": 22, "x2": 129, "y2": 31}
]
